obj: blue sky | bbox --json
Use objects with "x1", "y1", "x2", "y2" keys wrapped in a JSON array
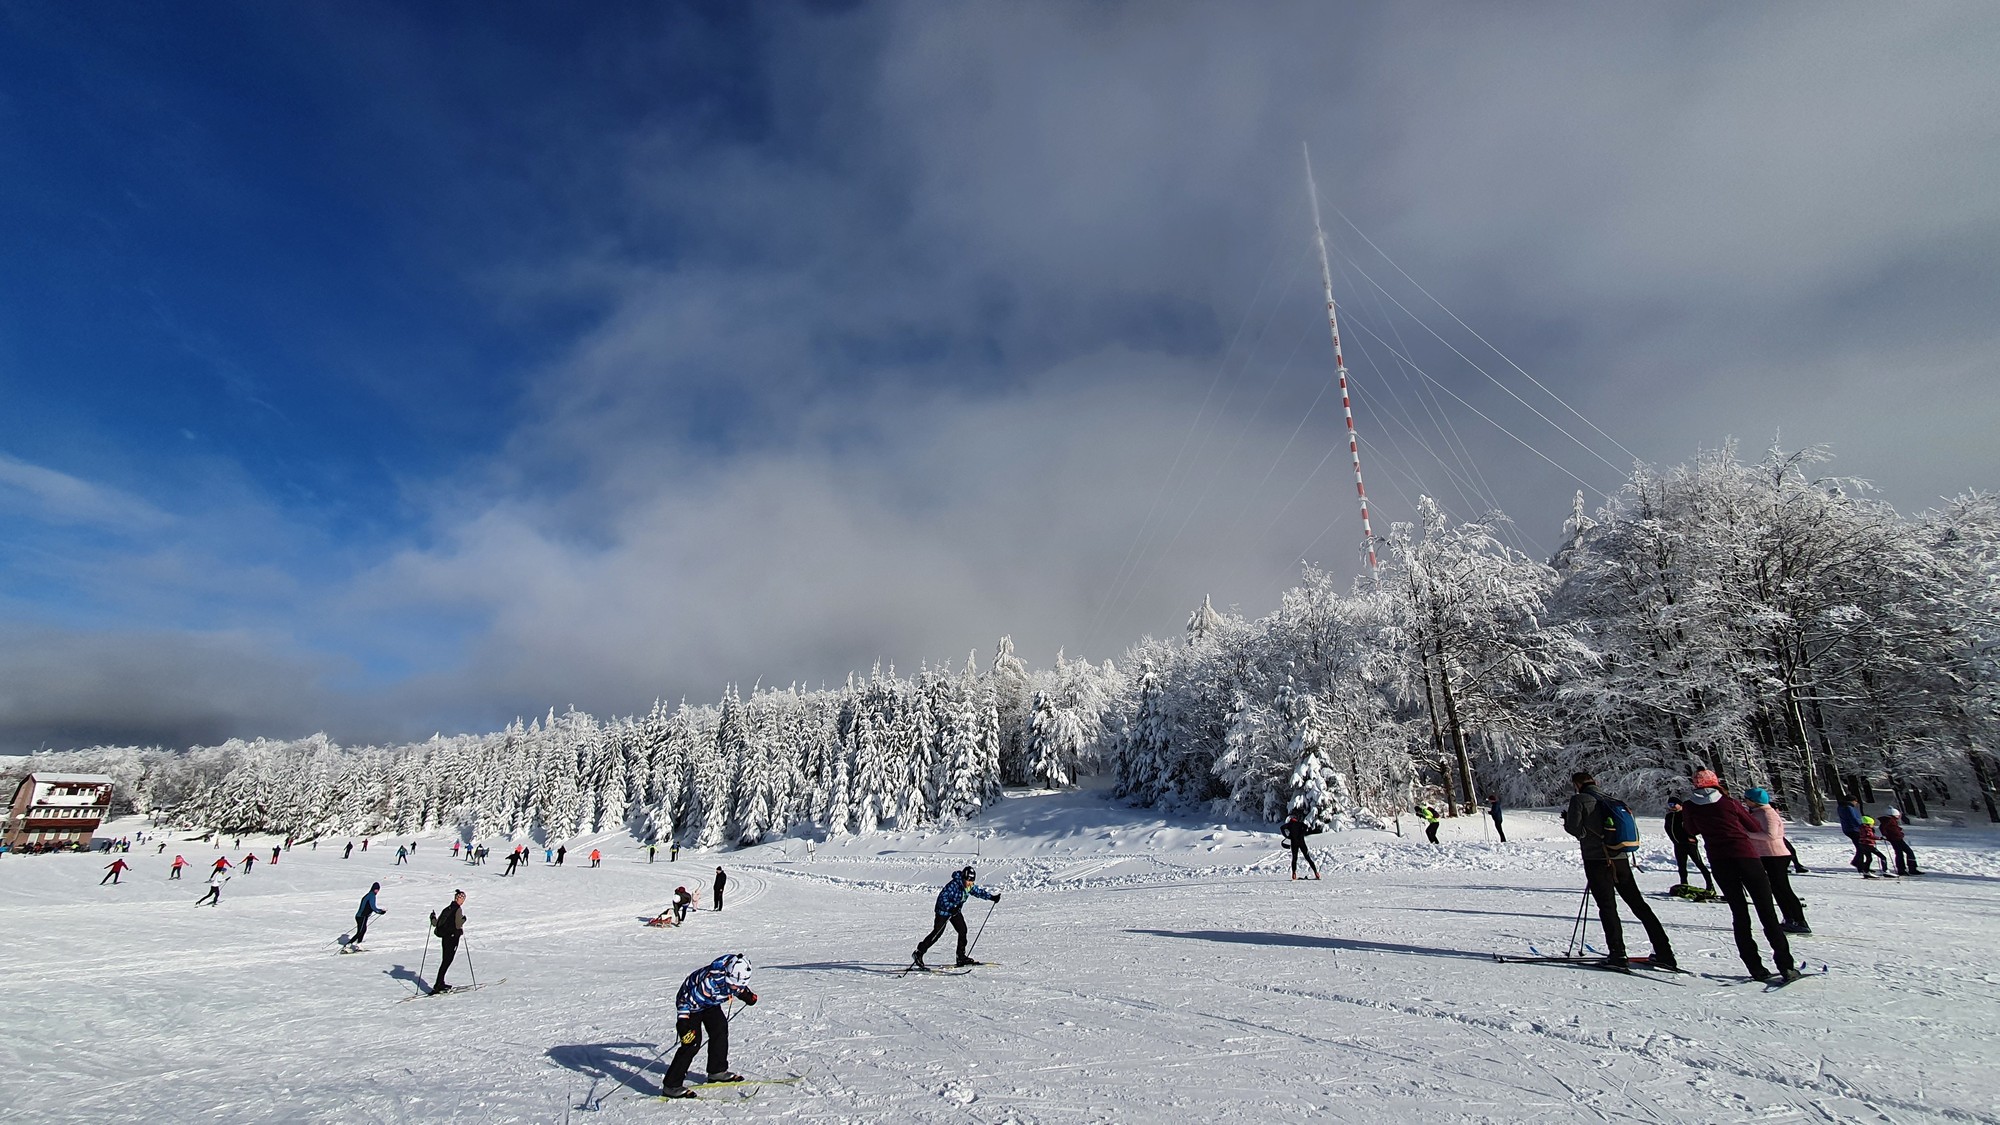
[{"x1": 3, "y1": 2, "x2": 1997, "y2": 752}]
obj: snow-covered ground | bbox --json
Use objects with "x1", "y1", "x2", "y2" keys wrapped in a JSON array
[{"x1": 5, "y1": 787, "x2": 1999, "y2": 1124}]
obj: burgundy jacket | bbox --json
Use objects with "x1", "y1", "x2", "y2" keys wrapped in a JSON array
[{"x1": 1677, "y1": 789, "x2": 1766, "y2": 861}]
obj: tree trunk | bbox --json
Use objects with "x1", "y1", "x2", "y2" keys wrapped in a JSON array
[
  {"x1": 1968, "y1": 747, "x2": 2000, "y2": 824},
  {"x1": 1779, "y1": 678, "x2": 1825, "y2": 825},
  {"x1": 1433, "y1": 644, "x2": 1479, "y2": 816}
]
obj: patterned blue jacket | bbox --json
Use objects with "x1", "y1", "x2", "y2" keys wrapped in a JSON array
[
  {"x1": 934, "y1": 876, "x2": 999, "y2": 917},
  {"x1": 676, "y1": 955, "x2": 751, "y2": 1016}
]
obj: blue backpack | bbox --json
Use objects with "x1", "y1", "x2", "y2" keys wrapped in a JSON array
[{"x1": 1597, "y1": 796, "x2": 1641, "y2": 855}]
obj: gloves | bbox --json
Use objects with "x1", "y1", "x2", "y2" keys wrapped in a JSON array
[
  {"x1": 741, "y1": 991, "x2": 759, "y2": 1006},
  {"x1": 993, "y1": 893, "x2": 1002, "y2": 903}
]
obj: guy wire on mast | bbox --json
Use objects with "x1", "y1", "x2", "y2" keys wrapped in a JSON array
[{"x1": 1303, "y1": 142, "x2": 1378, "y2": 576}]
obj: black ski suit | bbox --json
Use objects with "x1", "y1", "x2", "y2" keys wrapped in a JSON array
[
  {"x1": 1281, "y1": 817, "x2": 1321, "y2": 878},
  {"x1": 713, "y1": 868, "x2": 727, "y2": 912},
  {"x1": 1665, "y1": 806, "x2": 1715, "y2": 890},
  {"x1": 433, "y1": 901, "x2": 465, "y2": 991},
  {"x1": 1563, "y1": 785, "x2": 1675, "y2": 966}
]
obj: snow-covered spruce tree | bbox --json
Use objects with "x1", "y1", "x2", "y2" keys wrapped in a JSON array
[
  {"x1": 1115, "y1": 660, "x2": 1173, "y2": 803},
  {"x1": 1213, "y1": 688, "x2": 1286, "y2": 821},
  {"x1": 990, "y1": 636, "x2": 1034, "y2": 784},
  {"x1": 1283, "y1": 680, "x2": 1335, "y2": 830}
]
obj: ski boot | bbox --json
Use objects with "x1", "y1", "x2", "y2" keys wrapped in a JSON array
[
  {"x1": 706, "y1": 1071, "x2": 745, "y2": 1084},
  {"x1": 660, "y1": 1085, "x2": 695, "y2": 1099},
  {"x1": 955, "y1": 956, "x2": 980, "y2": 967},
  {"x1": 909, "y1": 951, "x2": 930, "y2": 972}
]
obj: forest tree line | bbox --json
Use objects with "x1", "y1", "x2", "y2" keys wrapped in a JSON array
[{"x1": 8, "y1": 444, "x2": 1997, "y2": 841}]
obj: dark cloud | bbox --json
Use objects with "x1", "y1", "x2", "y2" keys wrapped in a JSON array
[{"x1": 4, "y1": 1, "x2": 1995, "y2": 752}]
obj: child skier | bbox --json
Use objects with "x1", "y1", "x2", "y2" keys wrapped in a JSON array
[
  {"x1": 1880, "y1": 808, "x2": 1921, "y2": 875},
  {"x1": 1856, "y1": 817, "x2": 1894, "y2": 878},
  {"x1": 1281, "y1": 814, "x2": 1322, "y2": 880},
  {"x1": 350, "y1": 882, "x2": 387, "y2": 951},
  {"x1": 912, "y1": 866, "x2": 1000, "y2": 969},
  {"x1": 659, "y1": 953, "x2": 758, "y2": 1098}
]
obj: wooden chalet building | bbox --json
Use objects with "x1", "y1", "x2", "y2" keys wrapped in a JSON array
[{"x1": 4, "y1": 773, "x2": 115, "y2": 851}]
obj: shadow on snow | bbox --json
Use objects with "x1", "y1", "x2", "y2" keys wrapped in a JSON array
[
  {"x1": 1127, "y1": 929, "x2": 1493, "y2": 962},
  {"x1": 546, "y1": 1041, "x2": 662, "y2": 1108}
]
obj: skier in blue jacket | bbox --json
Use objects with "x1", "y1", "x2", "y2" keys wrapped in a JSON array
[
  {"x1": 912, "y1": 866, "x2": 1000, "y2": 970},
  {"x1": 350, "y1": 882, "x2": 386, "y2": 950},
  {"x1": 660, "y1": 953, "x2": 757, "y2": 1098}
]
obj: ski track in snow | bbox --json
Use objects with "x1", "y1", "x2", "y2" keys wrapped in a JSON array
[{"x1": 5, "y1": 790, "x2": 1999, "y2": 1124}]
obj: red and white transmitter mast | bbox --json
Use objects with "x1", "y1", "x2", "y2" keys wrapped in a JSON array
[{"x1": 1303, "y1": 143, "x2": 1377, "y2": 574}]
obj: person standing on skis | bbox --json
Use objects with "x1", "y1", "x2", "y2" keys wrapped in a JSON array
[
  {"x1": 912, "y1": 866, "x2": 1000, "y2": 970},
  {"x1": 1417, "y1": 804, "x2": 1442, "y2": 845},
  {"x1": 1679, "y1": 770, "x2": 1799, "y2": 982},
  {"x1": 350, "y1": 882, "x2": 387, "y2": 950},
  {"x1": 1281, "y1": 814, "x2": 1321, "y2": 880},
  {"x1": 211, "y1": 856, "x2": 233, "y2": 880},
  {"x1": 1880, "y1": 807, "x2": 1921, "y2": 876},
  {"x1": 169, "y1": 854, "x2": 188, "y2": 880},
  {"x1": 1665, "y1": 797, "x2": 1716, "y2": 896},
  {"x1": 659, "y1": 953, "x2": 758, "y2": 1098},
  {"x1": 101, "y1": 858, "x2": 130, "y2": 885},
  {"x1": 1562, "y1": 772, "x2": 1677, "y2": 971},
  {"x1": 430, "y1": 890, "x2": 466, "y2": 993},
  {"x1": 713, "y1": 867, "x2": 727, "y2": 911}
]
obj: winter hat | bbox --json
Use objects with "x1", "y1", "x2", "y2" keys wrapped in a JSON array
[
  {"x1": 1691, "y1": 769, "x2": 1721, "y2": 789},
  {"x1": 371, "y1": 881, "x2": 381, "y2": 891},
  {"x1": 1862, "y1": 816, "x2": 1876, "y2": 827},
  {"x1": 961, "y1": 866, "x2": 977, "y2": 880},
  {"x1": 1885, "y1": 807, "x2": 1901, "y2": 817},
  {"x1": 1744, "y1": 788, "x2": 1771, "y2": 806}
]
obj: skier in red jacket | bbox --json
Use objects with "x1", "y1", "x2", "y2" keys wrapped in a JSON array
[
  {"x1": 1679, "y1": 770, "x2": 1800, "y2": 983},
  {"x1": 101, "y1": 859, "x2": 130, "y2": 885}
]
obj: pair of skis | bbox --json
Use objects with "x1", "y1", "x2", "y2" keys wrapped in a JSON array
[
  {"x1": 654, "y1": 1076, "x2": 802, "y2": 1102},
  {"x1": 903, "y1": 959, "x2": 995, "y2": 977},
  {"x1": 1497, "y1": 952, "x2": 1827, "y2": 990}
]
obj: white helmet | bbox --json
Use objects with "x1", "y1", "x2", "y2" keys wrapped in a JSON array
[
  {"x1": 725, "y1": 954, "x2": 752, "y2": 986},
  {"x1": 1885, "y1": 807, "x2": 1900, "y2": 818}
]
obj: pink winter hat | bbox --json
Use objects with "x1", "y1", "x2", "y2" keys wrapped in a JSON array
[{"x1": 1691, "y1": 769, "x2": 1720, "y2": 789}]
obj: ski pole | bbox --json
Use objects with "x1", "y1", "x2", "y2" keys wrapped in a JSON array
[
  {"x1": 966, "y1": 896, "x2": 1000, "y2": 960},
  {"x1": 465, "y1": 937, "x2": 478, "y2": 988},
  {"x1": 1565, "y1": 887, "x2": 1590, "y2": 957},
  {"x1": 419, "y1": 917, "x2": 433, "y2": 988}
]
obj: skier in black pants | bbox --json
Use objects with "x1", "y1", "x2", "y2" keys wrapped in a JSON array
[
  {"x1": 1488, "y1": 796, "x2": 1506, "y2": 843},
  {"x1": 659, "y1": 953, "x2": 756, "y2": 1098},
  {"x1": 912, "y1": 866, "x2": 1000, "y2": 969},
  {"x1": 555, "y1": 845, "x2": 566, "y2": 867},
  {"x1": 1417, "y1": 804, "x2": 1441, "y2": 845},
  {"x1": 431, "y1": 890, "x2": 466, "y2": 993},
  {"x1": 1281, "y1": 814, "x2": 1321, "y2": 880},
  {"x1": 1665, "y1": 798, "x2": 1715, "y2": 894},
  {"x1": 344, "y1": 841, "x2": 354, "y2": 859},
  {"x1": 195, "y1": 882, "x2": 222, "y2": 907},
  {"x1": 713, "y1": 867, "x2": 726, "y2": 911},
  {"x1": 1680, "y1": 771, "x2": 1799, "y2": 982},
  {"x1": 350, "y1": 882, "x2": 386, "y2": 950},
  {"x1": 1562, "y1": 772, "x2": 1677, "y2": 970}
]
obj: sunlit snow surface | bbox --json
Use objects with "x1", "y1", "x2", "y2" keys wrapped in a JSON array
[{"x1": 5, "y1": 786, "x2": 1999, "y2": 1124}]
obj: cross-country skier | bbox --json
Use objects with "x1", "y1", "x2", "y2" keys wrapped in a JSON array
[
  {"x1": 1856, "y1": 817, "x2": 1894, "y2": 878},
  {"x1": 1562, "y1": 772, "x2": 1677, "y2": 970},
  {"x1": 659, "y1": 953, "x2": 757, "y2": 1098},
  {"x1": 1679, "y1": 771, "x2": 1799, "y2": 982},
  {"x1": 912, "y1": 866, "x2": 1000, "y2": 970},
  {"x1": 344, "y1": 841, "x2": 354, "y2": 859},
  {"x1": 502, "y1": 850, "x2": 520, "y2": 877},
  {"x1": 430, "y1": 890, "x2": 466, "y2": 993},
  {"x1": 1665, "y1": 798, "x2": 1715, "y2": 895},
  {"x1": 452, "y1": 841, "x2": 460, "y2": 858},
  {"x1": 1880, "y1": 808, "x2": 1921, "y2": 876},
  {"x1": 169, "y1": 854, "x2": 187, "y2": 880},
  {"x1": 713, "y1": 867, "x2": 727, "y2": 911},
  {"x1": 195, "y1": 881, "x2": 223, "y2": 907},
  {"x1": 1838, "y1": 796, "x2": 1866, "y2": 872},
  {"x1": 270, "y1": 846, "x2": 280, "y2": 864},
  {"x1": 1488, "y1": 796, "x2": 1507, "y2": 843},
  {"x1": 1743, "y1": 788, "x2": 1809, "y2": 934},
  {"x1": 556, "y1": 845, "x2": 566, "y2": 866},
  {"x1": 101, "y1": 858, "x2": 130, "y2": 885},
  {"x1": 589, "y1": 849, "x2": 601, "y2": 868},
  {"x1": 649, "y1": 844, "x2": 657, "y2": 863},
  {"x1": 211, "y1": 856, "x2": 233, "y2": 880},
  {"x1": 1282, "y1": 814, "x2": 1322, "y2": 879},
  {"x1": 1417, "y1": 804, "x2": 1441, "y2": 845},
  {"x1": 671, "y1": 842, "x2": 679, "y2": 862},
  {"x1": 395, "y1": 845, "x2": 409, "y2": 866},
  {"x1": 241, "y1": 852, "x2": 257, "y2": 873},
  {"x1": 350, "y1": 882, "x2": 386, "y2": 950}
]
